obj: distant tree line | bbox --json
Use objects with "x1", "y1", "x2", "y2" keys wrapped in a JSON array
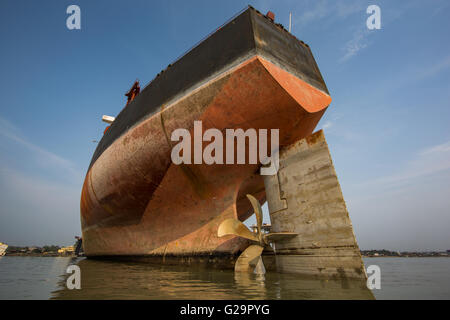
[
  {"x1": 361, "y1": 249, "x2": 449, "y2": 257},
  {"x1": 6, "y1": 245, "x2": 61, "y2": 253}
]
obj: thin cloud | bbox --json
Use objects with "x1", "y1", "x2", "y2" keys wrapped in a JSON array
[
  {"x1": 0, "y1": 166, "x2": 81, "y2": 246},
  {"x1": 414, "y1": 55, "x2": 450, "y2": 82},
  {"x1": 335, "y1": 1, "x2": 365, "y2": 18},
  {"x1": 280, "y1": 0, "x2": 370, "y2": 62},
  {"x1": 321, "y1": 121, "x2": 333, "y2": 129},
  {"x1": 0, "y1": 117, "x2": 82, "y2": 245},
  {"x1": 420, "y1": 141, "x2": 450, "y2": 156},
  {"x1": 340, "y1": 29, "x2": 370, "y2": 62},
  {"x1": 0, "y1": 116, "x2": 80, "y2": 182},
  {"x1": 295, "y1": 0, "x2": 329, "y2": 27},
  {"x1": 292, "y1": 0, "x2": 364, "y2": 29},
  {"x1": 361, "y1": 140, "x2": 450, "y2": 189},
  {"x1": 389, "y1": 54, "x2": 450, "y2": 91}
]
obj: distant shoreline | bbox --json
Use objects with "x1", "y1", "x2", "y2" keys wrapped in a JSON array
[
  {"x1": 5, "y1": 253, "x2": 76, "y2": 257},
  {"x1": 3, "y1": 253, "x2": 448, "y2": 258},
  {"x1": 361, "y1": 250, "x2": 450, "y2": 258}
]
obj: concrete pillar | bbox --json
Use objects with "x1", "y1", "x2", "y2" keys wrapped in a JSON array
[{"x1": 264, "y1": 130, "x2": 366, "y2": 279}]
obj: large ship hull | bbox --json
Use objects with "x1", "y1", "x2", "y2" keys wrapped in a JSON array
[{"x1": 81, "y1": 7, "x2": 331, "y2": 260}]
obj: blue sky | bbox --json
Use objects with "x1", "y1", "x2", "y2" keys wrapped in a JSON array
[{"x1": 0, "y1": 0, "x2": 449, "y2": 250}]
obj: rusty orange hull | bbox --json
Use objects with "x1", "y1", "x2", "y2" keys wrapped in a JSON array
[{"x1": 80, "y1": 7, "x2": 331, "y2": 260}]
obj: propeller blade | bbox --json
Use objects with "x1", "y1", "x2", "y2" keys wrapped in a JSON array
[
  {"x1": 218, "y1": 218, "x2": 259, "y2": 242},
  {"x1": 246, "y1": 194, "x2": 263, "y2": 235},
  {"x1": 235, "y1": 244, "x2": 264, "y2": 272},
  {"x1": 264, "y1": 232, "x2": 298, "y2": 244},
  {"x1": 253, "y1": 256, "x2": 266, "y2": 275}
]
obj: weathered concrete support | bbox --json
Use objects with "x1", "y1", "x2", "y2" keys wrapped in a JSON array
[{"x1": 264, "y1": 130, "x2": 366, "y2": 279}]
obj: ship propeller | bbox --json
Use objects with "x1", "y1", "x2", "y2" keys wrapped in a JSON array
[{"x1": 218, "y1": 194, "x2": 297, "y2": 274}]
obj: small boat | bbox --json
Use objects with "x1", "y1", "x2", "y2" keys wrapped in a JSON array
[{"x1": 0, "y1": 242, "x2": 8, "y2": 256}]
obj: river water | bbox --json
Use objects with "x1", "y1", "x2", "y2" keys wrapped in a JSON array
[{"x1": 0, "y1": 256, "x2": 449, "y2": 299}]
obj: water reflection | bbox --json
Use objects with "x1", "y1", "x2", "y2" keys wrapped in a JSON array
[
  {"x1": 0, "y1": 256, "x2": 75, "y2": 299},
  {"x1": 51, "y1": 258, "x2": 374, "y2": 300}
]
